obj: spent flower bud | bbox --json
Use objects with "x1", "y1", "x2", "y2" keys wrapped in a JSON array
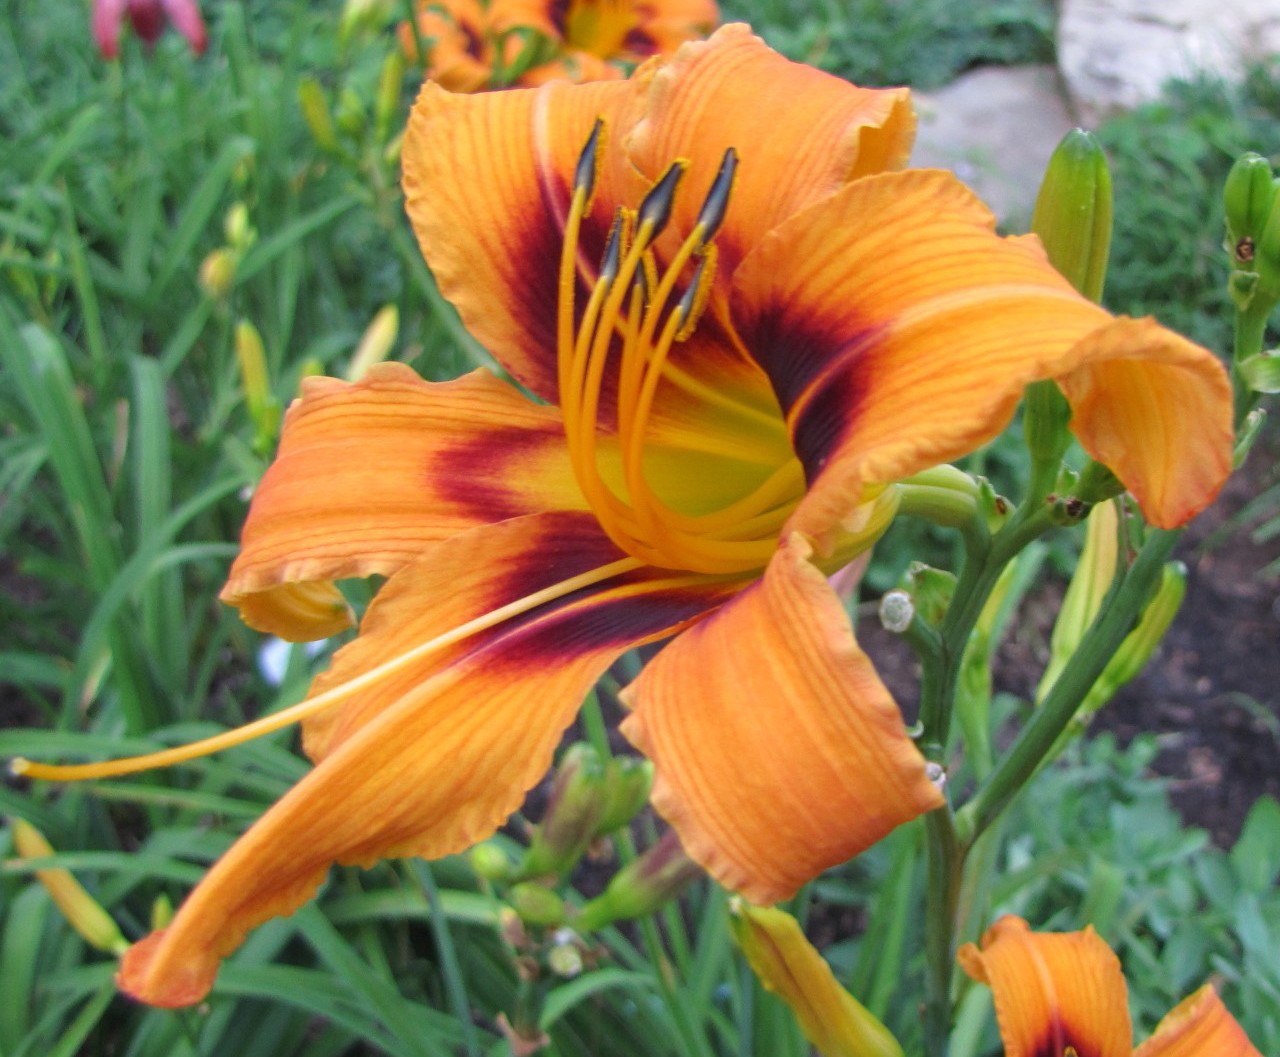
[
  {"x1": 575, "y1": 830, "x2": 701, "y2": 931},
  {"x1": 1032, "y1": 128, "x2": 1112, "y2": 302},
  {"x1": 10, "y1": 818, "x2": 128, "y2": 954},
  {"x1": 730, "y1": 902, "x2": 904, "y2": 1057}
]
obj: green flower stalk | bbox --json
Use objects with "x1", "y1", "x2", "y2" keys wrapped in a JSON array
[{"x1": 235, "y1": 321, "x2": 282, "y2": 455}]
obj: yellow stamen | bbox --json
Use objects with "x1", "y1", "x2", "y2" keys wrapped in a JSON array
[
  {"x1": 11, "y1": 555, "x2": 644, "y2": 783},
  {"x1": 556, "y1": 131, "x2": 803, "y2": 576}
]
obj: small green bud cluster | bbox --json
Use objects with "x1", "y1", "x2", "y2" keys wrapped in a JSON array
[{"x1": 1223, "y1": 152, "x2": 1280, "y2": 393}]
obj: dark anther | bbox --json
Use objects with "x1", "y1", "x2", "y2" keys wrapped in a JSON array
[
  {"x1": 675, "y1": 255, "x2": 710, "y2": 328},
  {"x1": 574, "y1": 119, "x2": 605, "y2": 200},
  {"x1": 637, "y1": 161, "x2": 687, "y2": 239},
  {"x1": 694, "y1": 148, "x2": 737, "y2": 246},
  {"x1": 599, "y1": 209, "x2": 624, "y2": 282}
]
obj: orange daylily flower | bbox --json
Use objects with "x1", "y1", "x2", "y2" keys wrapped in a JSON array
[
  {"x1": 399, "y1": 0, "x2": 717, "y2": 90},
  {"x1": 17, "y1": 25, "x2": 1233, "y2": 1008},
  {"x1": 959, "y1": 915, "x2": 1263, "y2": 1057}
]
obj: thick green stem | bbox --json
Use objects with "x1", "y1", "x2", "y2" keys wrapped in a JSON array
[
  {"x1": 1234, "y1": 303, "x2": 1270, "y2": 428},
  {"x1": 956, "y1": 528, "x2": 1181, "y2": 846},
  {"x1": 922, "y1": 807, "x2": 962, "y2": 1057}
]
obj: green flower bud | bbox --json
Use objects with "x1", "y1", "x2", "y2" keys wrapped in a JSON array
[
  {"x1": 223, "y1": 203, "x2": 255, "y2": 253},
  {"x1": 575, "y1": 830, "x2": 702, "y2": 931},
  {"x1": 346, "y1": 304, "x2": 399, "y2": 381},
  {"x1": 1235, "y1": 407, "x2": 1267, "y2": 468},
  {"x1": 198, "y1": 247, "x2": 237, "y2": 300},
  {"x1": 1080, "y1": 560, "x2": 1186, "y2": 716},
  {"x1": 298, "y1": 78, "x2": 339, "y2": 153},
  {"x1": 508, "y1": 883, "x2": 565, "y2": 928},
  {"x1": 593, "y1": 756, "x2": 653, "y2": 836},
  {"x1": 520, "y1": 744, "x2": 606, "y2": 879},
  {"x1": 1038, "y1": 499, "x2": 1120, "y2": 704},
  {"x1": 235, "y1": 321, "x2": 282, "y2": 454},
  {"x1": 336, "y1": 85, "x2": 366, "y2": 139},
  {"x1": 469, "y1": 841, "x2": 512, "y2": 882},
  {"x1": 151, "y1": 892, "x2": 174, "y2": 931},
  {"x1": 1032, "y1": 128, "x2": 1113, "y2": 303},
  {"x1": 1223, "y1": 153, "x2": 1275, "y2": 262},
  {"x1": 11, "y1": 819, "x2": 128, "y2": 955},
  {"x1": 375, "y1": 50, "x2": 406, "y2": 144}
]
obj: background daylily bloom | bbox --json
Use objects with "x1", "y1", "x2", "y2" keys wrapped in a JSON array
[
  {"x1": 959, "y1": 915, "x2": 1263, "y2": 1057},
  {"x1": 399, "y1": 0, "x2": 717, "y2": 90},
  {"x1": 23, "y1": 24, "x2": 1228, "y2": 1007},
  {"x1": 92, "y1": 0, "x2": 207, "y2": 59}
]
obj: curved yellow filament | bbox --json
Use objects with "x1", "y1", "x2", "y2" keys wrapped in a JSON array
[
  {"x1": 12, "y1": 555, "x2": 644, "y2": 783},
  {"x1": 556, "y1": 131, "x2": 804, "y2": 576}
]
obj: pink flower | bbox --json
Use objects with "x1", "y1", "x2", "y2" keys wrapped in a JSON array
[{"x1": 92, "y1": 0, "x2": 207, "y2": 59}]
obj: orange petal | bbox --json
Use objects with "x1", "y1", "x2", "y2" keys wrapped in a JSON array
[
  {"x1": 398, "y1": 0, "x2": 495, "y2": 92},
  {"x1": 120, "y1": 512, "x2": 736, "y2": 1007},
  {"x1": 957, "y1": 915, "x2": 1132, "y2": 1057},
  {"x1": 628, "y1": 24, "x2": 915, "y2": 286},
  {"x1": 403, "y1": 75, "x2": 648, "y2": 404},
  {"x1": 729, "y1": 169, "x2": 1232, "y2": 549},
  {"x1": 620, "y1": 532, "x2": 943, "y2": 903},
  {"x1": 1135, "y1": 985, "x2": 1264, "y2": 1057},
  {"x1": 220, "y1": 363, "x2": 587, "y2": 640}
]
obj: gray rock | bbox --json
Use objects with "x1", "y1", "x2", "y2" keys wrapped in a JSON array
[
  {"x1": 1059, "y1": 0, "x2": 1280, "y2": 124},
  {"x1": 910, "y1": 65, "x2": 1075, "y2": 228}
]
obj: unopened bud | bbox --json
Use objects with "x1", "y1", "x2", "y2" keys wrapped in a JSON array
[
  {"x1": 235, "y1": 320, "x2": 281, "y2": 453},
  {"x1": 1223, "y1": 153, "x2": 1276, "y2": 261},
  {"x1": 508, "y1": 882, "x2": 565, "y2": 928},
  {"x1": 224, "y1": 203, "x2": 254, "y2": 253},
  {"x1": 339, "y1": 0, "x2": 393, "y2": 44},
  {"x1": 151, "y1": 892, "x2": 174, "y2": 931},
  {"x1": 520, "y1": 744, "x2": 606, "y2": 879},
  {"x1": 575, "y1": 830, "x2": 702, "y2": 931},
  {"x1": 1032, "y1": 128, "x2": 1112, "y2": 303},
  {"x1": 10, "y1": 819, "x2": 128, "y2": 955},
  {"x1": 1082, "y1": 560, "x2": 1186, "y2": 715},
  {"x1": 375, "y1": 50, "x2": 407, "y2": 143},
  {"x1": 730, "y1": 902, "x2": 904, "y2": 1057},
  {"x1": 593, "y1": 756, "x2": 653, "y2": 836},
  {"x1": 198, "y1": 248, "x2": 237, "y2": 300},
  {"x1": 346, "y1": 304, "x2": 399, "y2": 380},
  {"x1": 469, "y1": 841, "x2": 512, "y2": 882},
  {"x1": 336, "y1": 85, "x2": 366, "y2": 138},
  {"x1": 1037, "y1": 498, "x2": 1120, "y2": 703},
  {"x1": 298, "y1": 78, "x2": 339, "y2": 153}
]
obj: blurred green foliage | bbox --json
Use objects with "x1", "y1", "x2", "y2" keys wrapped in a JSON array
[{"x1": 720, "y1": 0, "x2": 1054, "y2": 88}]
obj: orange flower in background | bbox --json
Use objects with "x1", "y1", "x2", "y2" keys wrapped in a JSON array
[
  {"x1": 399, "y1": 0, "x2": 718, "y2": 90},
  {"x1": 960, "y1": 915, "x2": 1263, "y2": 1057},
  {"x1": 92, "y1": 0, "x2": 207, "y2": 59},
  {"x1": 16, "y1": 25, "x2": 1233, "y2": 1008}
]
